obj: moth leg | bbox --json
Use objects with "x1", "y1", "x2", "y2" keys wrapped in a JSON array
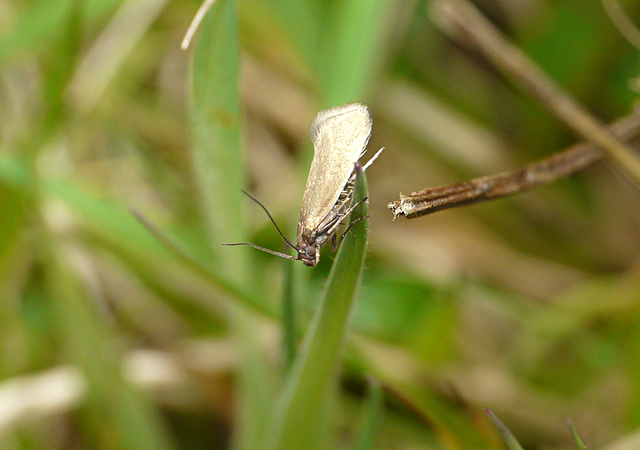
[
  {"x1": 332, "y1": 213, "x2": 370, "y2": 252},
  {"x1": 317, "y1": 193, "x2": 366, "y2": 237},
  {"x1": 344, "y1": 196, "x2": 368, "y2": 215},
  {"x1": 330, "y1": 196, "x2": 369, "y2": 252}
]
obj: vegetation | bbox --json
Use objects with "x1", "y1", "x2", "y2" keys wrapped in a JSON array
[{"x1": 1, "y1": 0, "x2": 639, "y2": 448}]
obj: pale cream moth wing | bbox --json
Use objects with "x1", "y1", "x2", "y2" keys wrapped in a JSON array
[
  {"x1": 224, "y1": 103, "x2": 376, "y2": 267},
  {"x1": 298, "y1": 103, "x2": 372, "y2": 233}
]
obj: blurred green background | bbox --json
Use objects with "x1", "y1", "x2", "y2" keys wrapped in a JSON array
[{"x1": 1, "y1": 0, "x2": 640, "y2": 448}]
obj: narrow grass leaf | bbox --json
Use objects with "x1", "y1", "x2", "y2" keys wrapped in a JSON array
[
  {"x1": 189, "y1": 3, "x2": 276, "y2": 449},
  {"x1": 252, "y1": 0, "x2": 320, "y2": 68},
  {"x1": 189, "y1": 0, "x2": 246, "y2": 280},
  {"x1": 567, "y1": 419, "x2": 587, "y2": 450},
  {"x1": 0, "y1": 182, "x2": 23, "y2": 260},
  {"x1": 378, "y1": 380, "x2": 488, "y2": 449},
  {"x1": 67, "y1": 0, "x2": 170, "y2": 111},
  {"x1": 282, "y1": 259, "x2": 296, "y2": 371},
  {"x1": 0, "y1": 0, "x2": 73, "y2": 62},
  {"x1": 320, "y1": 0, "x2": 389, "y2": 106},
  {"x1": 265, "y1": 164, "x2": 370, "y2": 449},
  {"x1": 353, "y1": 377, "x2": 384, "y2": 450},
  {"x1": 0, "y1": 182, "x2": 29, "y2": 378},
  {"x1": 230, "y1": 309, "x2": 276, "y2": 450},
  {"x1": 44, "y1": 240, "x2": 173, "y2": 450},
  {"x1": 485, "y1": 410, "x2": 525, "y2": 450},
  {"x1": 0, "y1": 156, "x2": 273, "y2": 317}
]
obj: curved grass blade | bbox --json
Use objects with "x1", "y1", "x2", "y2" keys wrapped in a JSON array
[
  {"x1": 567, "y1": 418, "x2": 587, "y2": 450},
  {"x1": 265, "y1": 163, "x2": 369, "y2": 449},
  {"x1": 485, "y1": 409, "x2": 525, "y2": 450}
]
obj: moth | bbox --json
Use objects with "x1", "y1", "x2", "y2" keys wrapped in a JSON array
[{"x1": 225, "y1": 103, "x2": 382, "y2": 267}]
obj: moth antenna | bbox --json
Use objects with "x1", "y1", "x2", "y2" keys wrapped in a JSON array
[
  {"x1": 223, "y1": 242, "x2": 299, "y2": 260},
  {"x1": 363, "y1": 147, "x2": 384, "y2": 171},
  {"x1": 241, "y1": 190, "x2": 298, "y2": 250}
]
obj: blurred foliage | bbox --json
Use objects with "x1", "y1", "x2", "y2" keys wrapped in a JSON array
[{"x1": 1, "y1": 0, "x2": 640, "y2": 448}]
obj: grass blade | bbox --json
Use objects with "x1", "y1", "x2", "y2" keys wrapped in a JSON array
[
  {"x1": 485, "y1": 409, "x2": 525, "y2": 450},
  {"x1": 282, "y1": 259, "x2": 297, "y2": 371},
  {"x1": 320, "y1": 0, "x2": 390, "y2": 105},
  {"x1": 0, "y1": 156, "x2": 274, "y2": 317},
  {"x1": 353, "y1": 377, "x2": 384, "y2": 450},
  {"x1": 0, "y1": 0, "x2": 74, "y2": 62},
  {"x1": 189, "y1": 0, "x2": 246, "y2": 280},
  {"x1": 189, "y1": 4, "x2": 277, "y2": 449},
  {"x1": 230, "y1": 309, "x2": 276, "y2": 450},
  {"x1": 567, "y1": 418, "x2": 587, "y2": 450},
  {"x1": 258, "y1": 0, "x2": 320, "y2": 67},
  {"x1": 266, "y1": 163, "x2": 370, "y2": 449},
  {"x1": 44, "y1": 241, "x2": 173, "y2": 449}
]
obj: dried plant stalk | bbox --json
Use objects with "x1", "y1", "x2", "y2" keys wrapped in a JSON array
[{"x1": 389, "y1": 111, "x2": 640, "y2": 219}]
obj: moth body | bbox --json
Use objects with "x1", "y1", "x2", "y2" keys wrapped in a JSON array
[
  {"x1": 295, "y1": 103, "x2": 372, "y2": 266},
  {"x1": 225, "y1": 103, "x2": 378, "y2": 266}
]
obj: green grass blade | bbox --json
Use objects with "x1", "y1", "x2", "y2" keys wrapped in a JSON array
[
  {"x1": 320, "y1": 0, "x2": 389, "y2": 106},
  {"x1": 265, "y1": 164, "x2": 370, "y2": 449},
  {"x1": 0, "y1": 156, "x2": 274, "y2": 317},
  {"x1": 189, "y1": 0, "x2": 246, "y2": 281},
  {"x1": 353, "y1": 377, "x2": 384, "y2": 450},
  {"x1": 0, "y1": 181, "x2": 23, "y2": 260},
  {"x1": 0, "y1": 0, "x2": 73, "y2": 62},
  {"x1": 0, "y1": 181, "x2": 28, "y2": 379},
  {"x1": 44, "y1": 240, "x2": 173, "y2": 449},
  {"x1": 252, "y1": 0, "x2": 320, "y2": 68},
  {"x1": 231, "y1": 309, "x2": 276, "y2": 450},
  {"x1": 189, "y1": 4, "x2": 277, "y2": 449},
  {"x1": 282, "y1": 259, "x2": 297, "y2": 371},
  {"x1": 485, "y1": 410, "x2": 525, "y2": 450},
  {"x1": 567, "y1": 419, "x2": 587, "y2": 450}
]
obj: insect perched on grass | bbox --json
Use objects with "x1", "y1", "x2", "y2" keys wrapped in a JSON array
[{"x1": 225, "y1": 103, "x2": 383, "y2": 267}]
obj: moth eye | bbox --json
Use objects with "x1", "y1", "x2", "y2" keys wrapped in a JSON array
[{"x1": 307, "y1": 247, "x2": 316, "y2": 257}]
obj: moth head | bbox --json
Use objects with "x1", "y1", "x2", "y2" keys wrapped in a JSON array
[{"x1": 297, "y1": 242, "x2": 320, "y2": 267}]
